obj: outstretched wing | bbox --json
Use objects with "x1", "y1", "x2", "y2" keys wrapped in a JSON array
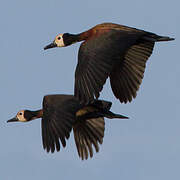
[
  {"x1": 75, "y1": 29, "x2": 144, "y2": 105},
  {"x1": 73, "y1": 117, "x2": 105, "y2": 160},
  {"x1": 110, "y1": 40, "x2": 154, "y2": 103},
  {"x1": 41, "y1": 95, "x2": 80, "y2": 153}
]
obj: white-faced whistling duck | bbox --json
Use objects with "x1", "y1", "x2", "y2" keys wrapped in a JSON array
[
  {"x1": 44, "y1": 23, "x2": 174, "y2": 105},
  {"x1": 7, "y1": 94, "x2": 128, "y2": 160}
]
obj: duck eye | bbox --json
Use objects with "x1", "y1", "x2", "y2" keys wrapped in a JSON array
[{"x1": 57, "y1": 37, "x2": 61, "y2": 40}]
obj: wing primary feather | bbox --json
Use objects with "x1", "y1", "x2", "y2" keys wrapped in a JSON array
[
  {"x1": 78, "y1": 129, "x2": 85, "y2": 160},
  {"x1": 78, "y1": 78, "x2": 88, "y2": 103},
  {"x1": 73, "y1": 128, "x2": 82, "y2": 158},
  {"x1": 127, "y1": 49, "x2": 149, "y2": 60},
  {"x1": 120, "y1": 68, "x2": 136, "y2": 100},
  {"x1": 124, "y1": 62, "x2": 142, "y2": 85},
  {"x1": 81, "y1": 74, "x2": 93, "y2": 103},
  {"x1": 84, "y1": 124, "x2": 100, "y2": 151},
  {"x1": 84, "y1": 73, "x2": 96, "y2": 96},
  {"x1": 110, "y1": 70, "x2": 127, "y2": 102},
  {"x1": 80, "y1": 133, "x2": 89, "y2": 160},
  {"x1": 44, "y1": 120, "x2": 51, "y2": 152},
  {"x1": 54, "y1": 116, "x2": 72, "y2": 139},
  {"x1": 87, "y1": 67, "x2": 103, "y2": 93},
  {"x1": 87, "y1": 119, "x2": 104, "y2": 140},
  {"x1": 52, "y1": 117, "x2": 67, "y2": 148},
  {"x1": 85, "y1": 70, "x2": 100, "y2": 98},
  {"x1": 50, "y1": 121, "x2": 61, "y2": 151},
  {"x1": 125, "y1": 60, "x2": 145, "y2": 79},
  {"x1": 125, "y1": 57, "x2": 145, "y2": 74},
  {"x1": 41, "y1": 120, "x2": 47, "y2": 150},
  {"x1": 125, "y1": 54, "x2": 146, "y2": 66},
  {"x1": 123, "y1": 64, "x2": 140, "y2": 88},
  {"x1": 47, "y1": 121, "x2": 55, "y2": 153},
  {"x1": 83, "y1": 132, "x2": 94, "y2": 158},
  {"x1": 80, "y1": 123, "x2": 99, "y2": 152},
  {"x1": 88, "y1": 62, "x2": 107, "y2": 83}
]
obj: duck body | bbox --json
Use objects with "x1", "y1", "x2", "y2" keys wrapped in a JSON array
[
  {"x1": 44, "y1": 23, "x2": 174, "y2": 105},
  {"x1": 7, "y1": 94, "x2": 128, "y2": 160}
]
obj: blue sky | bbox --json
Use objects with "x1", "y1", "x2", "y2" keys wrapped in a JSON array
[{"x1": 1, "y1": 0, "x2": 179, "y2": 179}]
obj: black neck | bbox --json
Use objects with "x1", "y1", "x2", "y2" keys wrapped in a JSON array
[
  {"x1": 63, "y1": 33, "x2": 81, "y2": 46},
  {"x1": 24, "y1": 109, "x2": 42, "y2": 121}
]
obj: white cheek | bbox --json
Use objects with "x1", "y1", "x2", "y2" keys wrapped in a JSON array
[
  {"x1": 59, "y1": 39, "x2": 65, "y2": 47},
  {"x1": 21, "y1": 118, "x2": 27, "y2": 122},
  {"x1": 18, "y1": 116, "x2": 27, "y2": 122}
]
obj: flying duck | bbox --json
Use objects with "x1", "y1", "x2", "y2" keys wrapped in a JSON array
[
  {"x1": 7, "y1": 94, "x2": 128, "y2": 160},
  {"x1": 44, "y1": 23, "x2": 174, "y2": 105}
]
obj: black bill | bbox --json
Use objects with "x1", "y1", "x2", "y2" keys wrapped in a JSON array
[
  {"x1": 7, "y1": 117, "x2": 18, "y2": 123},
  {"x1": 44, "y1": 42, "x2": 57, "y2": 50}
]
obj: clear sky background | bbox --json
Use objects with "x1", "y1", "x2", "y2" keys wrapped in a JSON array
[{"x1": 0, "y1": 0, "x2": 179, "y2": 179}]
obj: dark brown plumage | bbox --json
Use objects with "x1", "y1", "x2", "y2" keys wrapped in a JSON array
[
  {"x1": 7, "y1": 94, "x2": 128, "y2": 160},
  {"x1": 44, "y1": 23, "x2": 174, "y2": 105}
]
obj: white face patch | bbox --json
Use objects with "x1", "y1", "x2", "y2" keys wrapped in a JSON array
[
  {"x1": 16, "y1": 110, "x2": 27, "y2": 122},
  {"x1": 54, "y1": 33, "x2": 65, "y2": 47}
]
